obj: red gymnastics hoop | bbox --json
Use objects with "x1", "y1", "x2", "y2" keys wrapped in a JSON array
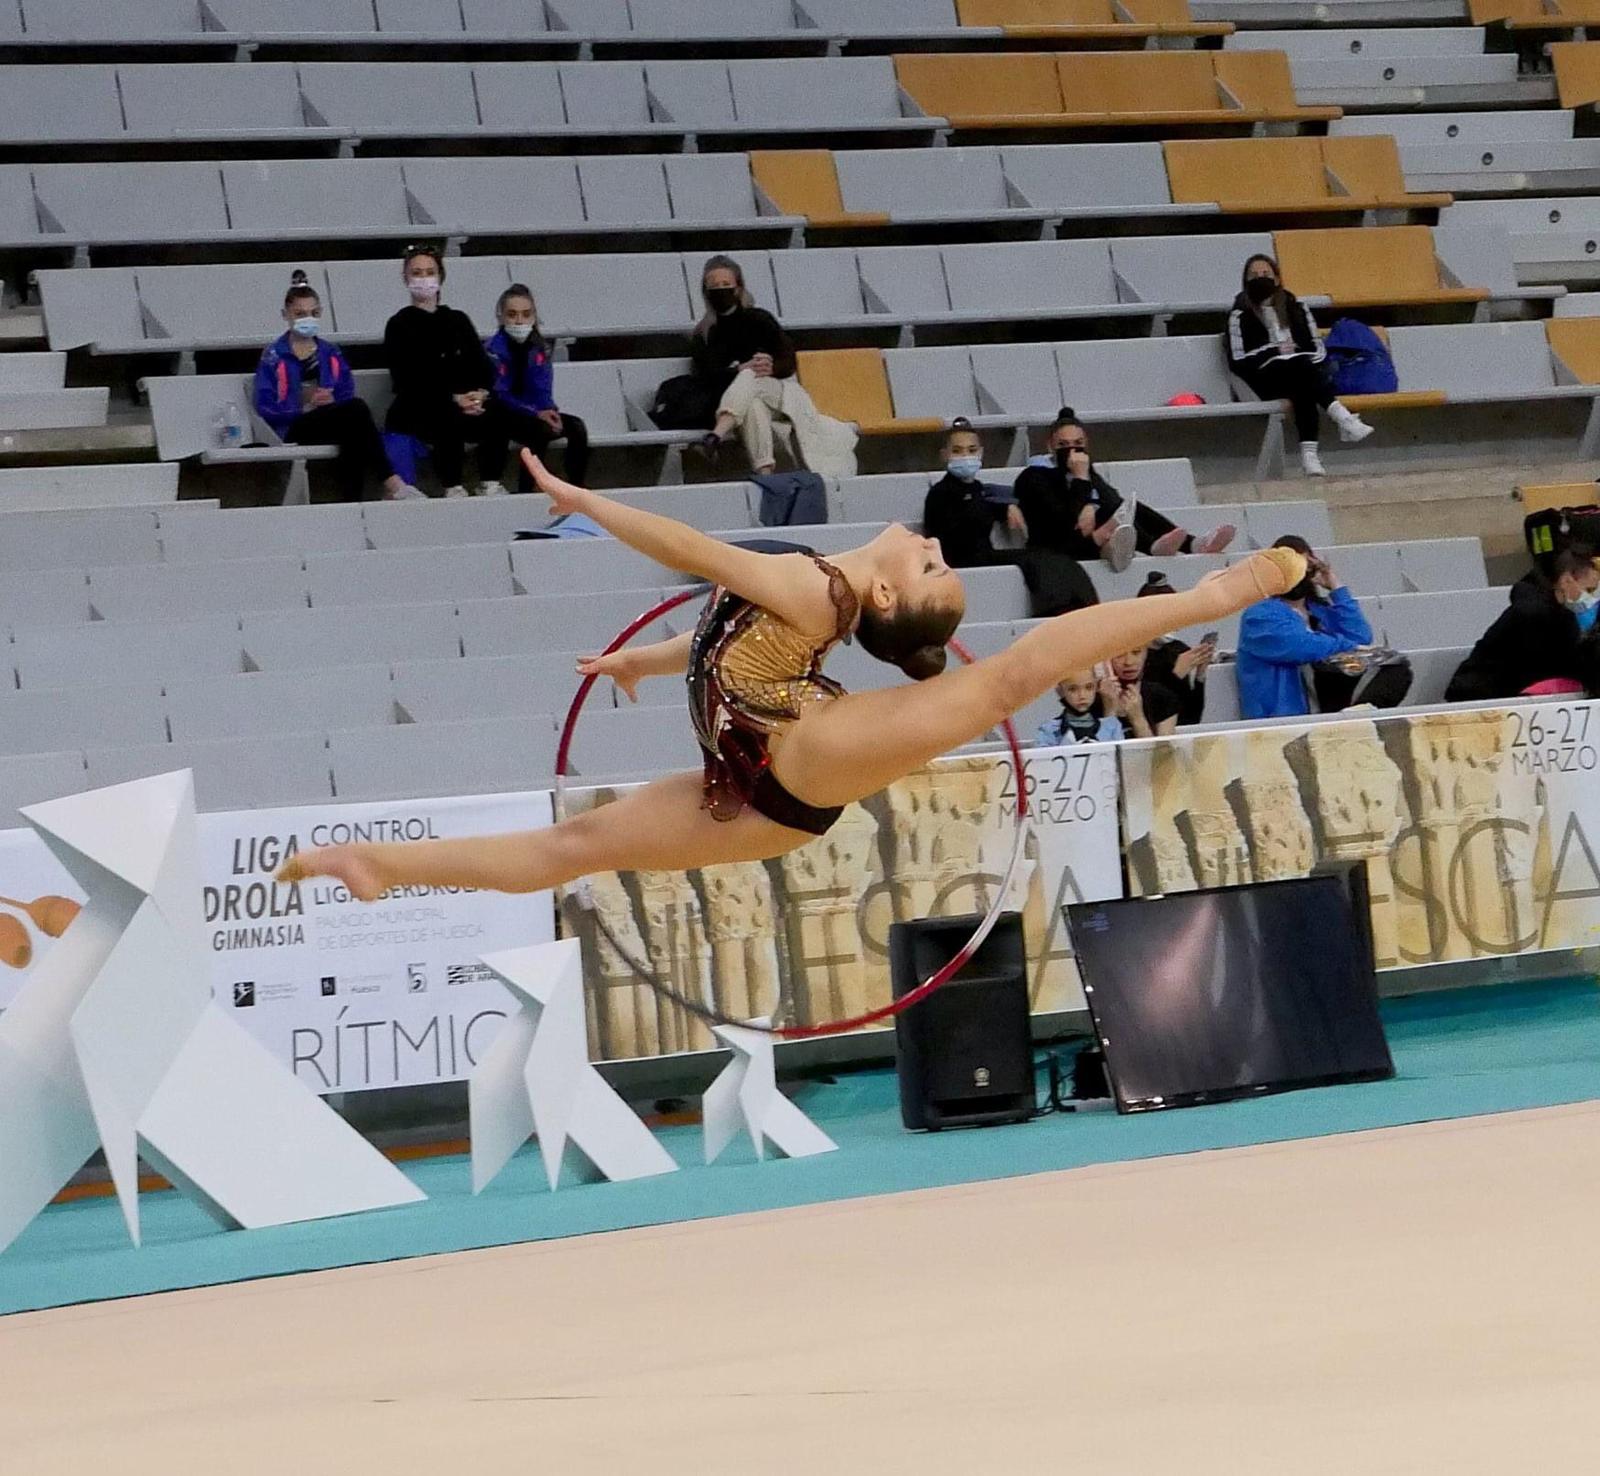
[{"x1": 555, "y1": 588, "x2": 1032, "y2": 1040}]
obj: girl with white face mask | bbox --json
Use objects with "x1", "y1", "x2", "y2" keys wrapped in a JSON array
[
  {"x1": 380, "y1": 246, "x2": 508, "y2": 498},
  {"x1": 252, "y1": 270, "x2": 423, "y2": 501},
  {"x1": 921, "y1": 418, "x2": 1027, "y2": 569},
  {"x1": 482, "y1": 284, "x2": 590, "y2": 492}
]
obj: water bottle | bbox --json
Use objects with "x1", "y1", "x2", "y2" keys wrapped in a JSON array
[
  {"x1": 223, "y1": 401, "x2": 246, "y2": 449},
  {"x1": 211, "y1": 405, "x2": 230, "y2": 449}
]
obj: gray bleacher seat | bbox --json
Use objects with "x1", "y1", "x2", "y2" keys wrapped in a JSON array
[
  {"x1": 0, "y1": 165, "x2": 40, "y2": 246},
  {"x1": 32, "y1": 162, "x2": 229, "y2": 244},
  {"x1": 1372, "y1": 586, "x2": 1508, "y2": 649},
  {"x1": 1555, "y1": 293, "x2": 1600, "y2": 317},
  {"x1": 604, "y1": 481, "x2": 760, "y2": 530},
  {"x1": 885, "y1": 345, "x2": 980, "y2": 421},
  {"x1": 0, "y1": 387, "x2": 108, "y2": 431},
  {"x1": 1331, "y1": 110, "x2": 1573, "y2": 145},
  {"x1": 1320, "y1": 542, "x2": 1406, "y2": 597},
  {"x1": 1096, "y1": 553, "x2": 1231, "y2": 601},
  {"x1": 944, "y1": 240, "x2": 1118, "y2": 320},
  {"x1": 970, "y1": 342, "x2": 1067, "y2": 422},
  {"x1": 511, "y1": 253, "x2": 693, "y2": 335},
  {"x1": 800, "y1": 0, "x2": 963, "y2": 33},
  {"x1": 579, "y1": 156, "x2": 679, "y2": 227},
  {"x1": 241, "y1": 601, "x2": 460, "y2": 671},
  {"x1": 561, "y1": 705, "x2": 702, "y2": 780},
  {"x1": 1445, "y1": 198, "x2": 1600, "y2": 282},
  {"x1": 158, "y1": 504, "x2": 369, "y2": 561},
  {"x1": 771, "y1": 247, "x2": 868, "y2": 323},
  {"x1": 1386, "y1": 321, "x2": 1556, "y2": 399},
  {"x1": 1242, "y1": 501, "x2": 1335, "y2": 550},
  {"x1": 1058, "y1": 335, "x2": 1238, "y2": 414},
  {"x1": 858, "y1": 245, "x2": 952, "y2": 320},
  {"x1": 444, "y1": 0, "x2": 561, "y2": 33},
  {"x1": 726, "y1": 57, "x2": 927, "y2": 130},
  {"x1": 360, "y1": 494, "x2": 551, "y2": 550},
  {"x1": 223, "y1": 159, "x2": 412, "y2": 237},
  {"x1": 0, "y1": 568, "x2": 92, "y2": 632},
  {"x1": 956, "y1": 566, "x2": 1031, "y2": 623},
  {"x1": 391, "y1": 654, "x2": 586, "y2": 723},
  {"x1": 0, "y1": 352, "x2": 64, "y2": 391},
  {"x1": 0, "y1": 65, "x2": 123, "y2": 141},
  {"x1": 13, "y1": 0, "x2": 217, "y2": 40},
  {"x1": 643, "y1": 61, "x2": 738, "y2": 128},
  {"x1": 0, "y1": 507, "x2": 163, "y2": 573},
  {"x1": 1228, "y1": 25, "x2": 1488, "y2": 57},
  {"x1": 458, "y1": 589, "x2": 684, "y2": 657},
  {"x1": 0, "y1": 683, "x2": 167, "y2": 757},
  {"x1": 36, "y1": 267, "x2": 141, "y2": 351},
  {"x1": 1400, "y1": 537, "x2": 1487, "y2": 592},
  {"x1": 626, "y1": 0, "x2": 797, "y2": 37},
  {"x1": 166, "y1": 665, "x2": 397, "y2": 743},
  {"x1": 0, "y1": 462, "x2": 179, "y2": 513},
  {"x1": 85, "y1": 732, "x2": 335, "y2": 810},
  {"x1": 325, "y1": 256, "x2": 510, "y2": 342},
  {"x1": 305, "y1": 546, "x2": 516, "y2": 607},
  {"x1": 1104, "y1": 459, "x2": 1199, "y2": 509},
  {"x1": 13, "y1": 617, "x2": 246, "y2": 691},
  {"x1": 209, "y1": 0, "x2": 377, "y2": 33},
  {"x1": 0, "y1": 750, "x2": 90, "y2": 827},
  {"x1": 329, "y1": 716, "x2": 557, "y2": 800},
  {"x1": 1201, "y1": 662, "x2": 1241, "y2": 724},
  {"x1": 999, "y1": 144, "x2": 1186, "y2": 218},
  {"x1": 1404, "y1": 646, "x2": 1472, "y2": 706},
  {"x1": 1432, "y1": 224, "x2": 1526, "y2": 299},
  {"x1": 297, "y1": 62, "x2": 478, "y2": 133},
  {"x1": 471, "y1": 60, "x2": 577, "y2": 131},
  {"x1": 400, "y1": 156, "x2": 585, "y2": 235},
  {"x1": 133, "y1": 262, "x2": 334, "y2": 351},
  {"x1": 663, "y1": 153, "x2": 768, "y2": 224},
  {"x1": 118, "y1": 63, "x2": 315, "y2": 139},
  {"x1": 836, "y1": 148, "x2": 1015, "y2": 222},
  {"x1": 838, "y1": 473, "x2": 936, "y2": 527},
  {"x1": 1111, "y1": 233, "x2": 1277, "y2": 308},
  {"x1": 87, "y1": 557, "x2": 312, "y2": 621}
]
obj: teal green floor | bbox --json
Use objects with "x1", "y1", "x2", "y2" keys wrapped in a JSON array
[{"x1": 4, "y1": 977, "x2": 1597, "y2": 1317}]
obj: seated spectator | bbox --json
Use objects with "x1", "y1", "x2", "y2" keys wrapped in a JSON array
[
  {"x1": 923, "y1": 418, "x2": 1026, "y2": 568},
  {"x1": 1226, "y1": 254, "x2": 1373, "y2": 480},
  {"x1": 382, "y1": 245, "x2": 506, "y2": 499},
  {"x1": 1013, "y1": 409, "x2": 1234, "y2": 573},
  {"x1": 692, "y1": 255, "x2": 856, "y2": 477},
  {"x1": 1134, "y1": 570, "x2": 1217, "y2": 726},
  {"x1": 1236, "y1": 535, "x2": 1373, "y2": 719},
  {"x1": 1104, "y1": 645, "x2": 1181, "y2": 738},
  {"x1": 1035, "y1": 669, "x2": 1124, "y2": 746},
  {"x1": 1446, "y1": 545, "x2": 1599, "y2": 703},
  {"x1": 254, "y1": 272, "x2": 422, "y2": 502},
  {"x1": 483, "y1": 283, "x2": 590, "y2": 491}
]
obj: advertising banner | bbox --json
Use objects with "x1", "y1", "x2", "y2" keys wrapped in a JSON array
[{"x1": 0, "y1": 789, "x2": 555, "y2": 1091}]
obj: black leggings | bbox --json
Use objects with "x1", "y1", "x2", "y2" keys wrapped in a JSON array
[
  {"x1": 493, "y1": 405, "x2": 591, "y2": 487},
  {"x1": 285, "y1": 399, "x2": 394, "y2": 501},
  {"x1": 1238, "y1": 357, "x2": 1336, "y2": 444},
  {"x1": 388, "y1": 402, "x2": 508, "y2": 488}
]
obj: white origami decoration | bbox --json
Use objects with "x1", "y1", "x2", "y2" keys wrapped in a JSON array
[
  {"x1": 470, "y1": 939, "x2": 678, "y2": 1192},
  {"x1": 703, "y1": 1020, "x2": 838, "y2": 1165},
  {"x1": 0, "y1": 771, "x2": 424, "y2": 1254}
]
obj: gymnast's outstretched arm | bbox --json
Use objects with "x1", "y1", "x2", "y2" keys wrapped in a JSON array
[
  {"x1": 528, "y1": 452, "x2": 840, "y2": 639},
  {"x1": 578, "y1": 631, "x2": 693, "y2": 703}
]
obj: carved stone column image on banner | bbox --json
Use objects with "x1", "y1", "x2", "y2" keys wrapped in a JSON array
[
  {"x1": 1122, "y1": 741, "x2": 1199, "y2": 897},
  {"x1": 1225, "y1": 729, "x2": 1317, "y2": 884},
  {"x1": 471, "y1": 938, "x2": 677, "y2": 1193},
  {"x1": 702, "y1": 1021, "x2": 838, "y2": 1165},
  {"x1": 0, "y1": 772, "x2": 425, "y2": 1255},
  {"x1": 634, "y1": 867, "x2": 714, "y2": 1055},
  {"x1": 1175, "y1": 734, "x2": 1252, "y2": 890},
  {"x1": 697, "y1": 861, "x2": 782, "y2": 1024},
  {"x1": 774, "y1": 803, "x2": 886, "y2": 1029},
  {"x1": 872, "y1": 763, "x2": 997, "y2": 928},
  {"x1": 562, "y1": 871, "x2": 659, "y2": 1062}
]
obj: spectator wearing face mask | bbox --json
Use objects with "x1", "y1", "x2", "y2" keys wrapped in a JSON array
[
  {"x1": 255, "y1": 272, "x2": 424, "y2": 502},
  {"x1": 382, "y1": 245, "x2": 507, "y2": 499},
  {"x1": 1227, "y1": 253, "x2": 1373, "y2": 480},
  {"x1": 1236, "y1": 535, "x2": 1373, "y2": 719},
  {"x1": 692, "y1": 254, "x2": 857, "y2": 477},
  {"x1": 1446, "y1": 545, "x2": 1600, "y2": 702},
  {"x1": 1133, "y1": 570, "x2": 1216, "y2": 726},
  {"x1": 922, "y1": 418, "x2": 1026, "y2": 568},
  {"x1": 1013, "y1": 409, "x2": 1235, "y2": 573},
  {"x1": 483, "y1": 283, "x2": 590, "y2": 491}
]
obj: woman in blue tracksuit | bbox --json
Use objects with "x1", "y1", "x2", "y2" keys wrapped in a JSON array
[
  {"x1": 1236, "y1": 535, "x2": 1373, "y2": 719},
  {"x1": 483, "y1": 283, "x2": 590, "y2": 490},
  {"x1": 254, "y1": 272, "x2": 421, "y2": 501}
]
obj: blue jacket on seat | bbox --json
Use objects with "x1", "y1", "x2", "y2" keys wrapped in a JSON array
[
  {"x1": 1235, "y1": 587, "x2": 1373, "y2": 719},
  {"x1": 253, "y1": 334, "x2": 355, "y2": 437},
  {"x1": 484, "y1": 329, "x2": 556, "y2": 415}
]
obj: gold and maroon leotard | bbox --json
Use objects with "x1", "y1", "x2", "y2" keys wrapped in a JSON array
[{"x1": 686, "y1": 554, "x2": 859, "y2": 836}]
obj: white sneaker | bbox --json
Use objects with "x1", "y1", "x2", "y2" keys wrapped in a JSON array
[
  {"x1": 444, "y1": 484, "x2": 470, "y2": 499},
  {"x1": 477, "y1": 480, "x2": 509, "y2": 497},
  {"x1": 385, "y1": 482, "x2": 427, "y2": 502},
  {"x1": 1103, "y1": 522, "x2": 1138, "y2": 573},
  {"x1": 1336, "y1": 412, "x2": 1375, "y2": 444},
  {"x1": 1300, "y1": 443, "x2": 1327, "y2": 478},
  {"x1": 1193, "y1": 524, "x2": 1237, "y2": 555}
]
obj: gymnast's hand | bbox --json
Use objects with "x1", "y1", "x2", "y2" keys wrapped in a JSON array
[
  {"x1": 276, "y1": 844, "x2": 388, "y2": 903},
  {"x1": 520, "y1": 449, "x2": 589, "y2": 516},
  {"x1": 576, "y1": 649, "x2": 642, "y2": 703}
]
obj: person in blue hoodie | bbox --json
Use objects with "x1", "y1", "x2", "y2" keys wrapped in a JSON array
[
  {"x1": 1236, "y1": 534, "x2": 1373, "y2": 719},
  {"x1": 254, "y1": 272, "x2": 423, "y2": 502},
  {"x1": 483, "y1": 283, "x2": 589, "y2": 492}
]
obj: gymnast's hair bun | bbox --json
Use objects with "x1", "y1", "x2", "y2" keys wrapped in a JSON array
[
  {"x1": 899, "y1": 644, "x2": 949, "y2": 681},
  {"x1": 289, "y1": 268, "x2": 309, "y2": 288}
]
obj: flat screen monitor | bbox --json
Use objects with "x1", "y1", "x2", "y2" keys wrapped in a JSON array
[{"x1": 1066, "y1": 873, "x2": 1393, "y2": 1113}]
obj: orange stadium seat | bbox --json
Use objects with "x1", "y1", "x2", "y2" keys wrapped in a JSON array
[
  {"x1": 748, "y1": 150, "x2": 888, "y2": 228},
  {"x1": 953, "y1": 0, "x2": 1231, "y2": 39},
  {"x1": 1473, "y1": 0, "x2": 1600, "y2": 28},
  {"x1": 1274, "y1": 226, "x2": 1489, "y2": 309},
  {"x1": 1545, "y1": 315, "x2": 1600, "y2": 382},
  {"x1": 1163, "y1": 136, "x2": 1451, "y2": 214},
  {"x1": 1552, "y1": 40, "x2": 1600, "y2": 107},
  {"x1": 795, "y1": 349, "x2": 940, "y2": 435},
  {"x1": 892, "y1": 52, "x2": 1066, "y2": 122},
  {"x1": 1515, "y1": 481, "x2": 1600, "y2": 515}
]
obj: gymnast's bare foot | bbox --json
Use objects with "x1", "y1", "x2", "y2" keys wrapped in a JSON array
[
  {"x1": 1196, "y1": 547, "x2": 1306, "y2": 614},
  {"x1": 277, "y1": 844, "x2": 388, "y2": 903}
]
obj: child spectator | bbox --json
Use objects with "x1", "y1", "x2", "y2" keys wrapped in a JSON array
[
  {"x1": 254, "y1": 272, "x2": 423, "y2": 502},
  {"x1": 923, "y1": 418, "x2": 1027, "y2": 568},
  {"x1": 691, "y1": 255, "x2": 856, "y2": 477},
  {"x1": 382, "y1": 245, "x2": 506, "y2": 499},
  {"x1": 483, "y1": 283, "x2": 590, "y2": 490},
  {"x1": 1034, "y1": 669, "x2": 1124, "y2": 746},
  {"x1": 1226, "y1": 253, "x2": 1373, "y2": 479}
]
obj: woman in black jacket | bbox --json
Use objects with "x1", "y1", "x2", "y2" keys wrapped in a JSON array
[
  {"x1": 382, "y1": 245, "x2": 506, "y2": 498},
  {"x1": 693, "y1": 255, "x2": 798, "y2": 474},
  {"x1": 1446, "y1": 546, "x2": 1600, "y2": 702},
  {"x1": 1225, "y1": 253, "x2": 1373, "y2": 480}
]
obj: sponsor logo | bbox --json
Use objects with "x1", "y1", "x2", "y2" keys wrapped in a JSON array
[
  {"x1": 320, "y1": 975, "x2": 337, "y2": 997},
  {"x1": 233, "y1": 980, "x2": 256, "y2": 1008},
  {"x1": 406, "y1": 963, "x2": 428, "y2": 994},
  {"x1": 446, "y1": 962, "x2": 498, "y2": 987}
]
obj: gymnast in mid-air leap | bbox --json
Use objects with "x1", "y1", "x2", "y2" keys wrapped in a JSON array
[{"x1": 280, "y1": 452, "x2": 1304, "y2": 903}]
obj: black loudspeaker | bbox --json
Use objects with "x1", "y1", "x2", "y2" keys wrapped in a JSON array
[{"x1": 889, "y1": 912, "x2": 1034, "y2": 1131}]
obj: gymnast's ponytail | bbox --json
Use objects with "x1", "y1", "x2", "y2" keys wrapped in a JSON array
[{"x1": 856, "y1": 602, "x2": 957, "y2": 681}]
